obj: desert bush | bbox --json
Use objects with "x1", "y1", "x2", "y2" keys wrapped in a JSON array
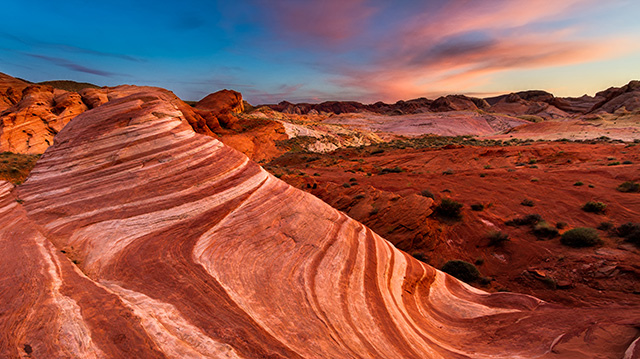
[
  {"x1": 420, "y1": 189, "x2": 435, "y2": 199},
  {"x1": 573, "y1": 181, "x2": 583, "y2": 186},
  {"x1": 532, "y1": 221, "x2": 559, "y2": 239},
  {"x1": 470, "y1": 203, "x2": 484, "y2": 211},
  {"x1": 487, "y1": 231, "x2": 509, "y2": 246},
  {"x1": 380, "y1": 166, "x2": 403, "y2": 174},
  {"x1": 617, "y1": 181, "x2": 640, "y2": 193},
  {"x1": 561, "y1": 227, "x2": 602, "y2": 248},
  {"x1": 607, "y1": 161, "x2": 621, "y2": 166},
  {"x1": 441, "y1": 260, "x2": 480, "y2": 283},
  {"x1": 623, "y1": 160, "x2": 633, "y2": 165},
  {"x1": 555, "y1": 221, "x2": 567, "y2": 229},
  {"x1": 597, "y1": 222, "x2": 614, "y2": 231},
  {"x1": 616, "y1": 223, "x2": 640, "y2": 246},
  {"x1": 505, "y1": 214, "x2": 542, "y2": 227},
  {"x1": 442, "y1": 168, "x2": 455, "y2": 175},
  {"x1": 435, "y1": 198, "x2": 463, "y2": 220},
  {"x1": 342, "y1": 183, "x2": 351, "y2": 188},
  {"x1": 520, "y1": 199, "x2": 535, "y2": 207},
  {"x1": 582, "y1": 201, "x2": 607, "y2": 214}
]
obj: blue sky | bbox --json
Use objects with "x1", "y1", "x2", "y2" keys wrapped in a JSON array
[{"x1": 1, "y1": 0, "x2": 639, "y2": 104}]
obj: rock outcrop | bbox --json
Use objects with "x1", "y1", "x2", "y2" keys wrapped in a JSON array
[
  {"x1": 487, "y1": 91, "x2": 569, "y2": 119},
  {"x1": 0, "y1": 72, "x2": 30, "y2": 112},
  {"x1": 1, "y1": 88, "x2": 637, "y2": 358},
  {"x1": 194, "y1": 89, "x2": 245, "y2": 131},
  {"x1": 0, "y1": 85, "x2": 88, "y2": 153}
]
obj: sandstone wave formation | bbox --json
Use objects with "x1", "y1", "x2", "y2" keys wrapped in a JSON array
[{"x1": 2, "y1": 88, "x2": 640, "y2": 358}]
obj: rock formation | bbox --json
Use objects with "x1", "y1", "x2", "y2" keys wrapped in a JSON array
[
  {"x1": 0, "y1": 87, "x2": 637, "y2": 358},
  {"x1": 194, "y1": 89, "x2": 245, "y2": 131},
  {"x1": 0, "y1": 72, "x2": 30, "y2": 112},
  {"x1": 0, "y1": 85, "x2": 88, "y2": 153}
]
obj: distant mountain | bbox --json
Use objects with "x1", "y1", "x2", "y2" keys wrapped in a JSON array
[{"x1": 262, "y1": 81, "x2": 640, "y2": 119}]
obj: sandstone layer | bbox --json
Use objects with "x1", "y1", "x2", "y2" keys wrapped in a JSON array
[{"x1": 0, "y1": 88, "x2": 636, "y2": 358}]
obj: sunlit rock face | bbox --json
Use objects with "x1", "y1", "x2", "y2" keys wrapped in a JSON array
[
  {"x1": 2, "y1": 88, "x2": 638, "y2": 358},
  {"x1": 0, "y1": 85, "x2": 88, "y2": 153}
]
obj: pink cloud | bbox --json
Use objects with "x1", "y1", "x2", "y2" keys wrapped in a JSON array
[
  {"x1": 337, "y1": 33, "x2": 632, "y2": 102},
  {"x1": 257, "y1": 0, "x2": 376, "y2": 45},
  {"x1": 328, "y1": 0, "x2": 635, "y2": 102}
]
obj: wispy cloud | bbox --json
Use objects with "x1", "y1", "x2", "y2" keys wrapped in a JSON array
[
  {"x1": 319, "y1": 0, "x2": 635, "y2": 101},
  {"x1": 0, "y1": 31, "x2": 143, "y2": 62},
  {"x1": 25, "y1": 53, "x2": 119, "y2": 77},
  {"x1": 255, "y1": 0, "x2": 376, "y2": 45}
]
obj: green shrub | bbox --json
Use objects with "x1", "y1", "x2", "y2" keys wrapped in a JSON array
[
  {"x1": 582, "y1": 201, "x2": 607, "y2": 214},
  {"x1": 520, "y1": 199, "x2": 535, "y2": 207},
  {"x1": 561, "y1": 227, "x2": 602, "y2": 248},
  {"x1": 420, "y1": 189, "x2": 435, "y2": 199},
  {"x1": 380, "y1": 166, "x2": 403, "y2": 174},
  {"x1": 573, "y1": 181, "x2": 583, "y2": 186},
  {"x1": 555, "y1": 221, "x2": 567, "y2": 229},
  {"x1": 617, "y1": 181, "x2": 640, "y2": 193},
  {"x1": 505, "y1": 214, "x2": 542, "y2": 227},
  {"x1": 616, "y1": 223, "x2": 640, "y2": 246},
  {"x1": 607, "y1": 161, "x2": 621, "y2": 166},
  {"x1": 470, "y1": 203, "x2": 484, "y2": 211},
  {"x1": 597, "y1": 222, "x2": 614, "y2": 231},
  {"x1": 487, "y1": 231, "x2": 509, "y2": 246},
  {"x1": 435, "y1": 198, "x2": 463, "y2": 220},
  {"x1": 342, "y1": 183, "x2": 351, "y2": 188},
  {"x1": 623, "y1": 160, "x2": 633, "y2": 165},
  {"x1": 532, "y1": 221, "x2": 559, "y2": 239},
  {"x1": 441, "y1": 260, "x2": 480, "y2": 283}
]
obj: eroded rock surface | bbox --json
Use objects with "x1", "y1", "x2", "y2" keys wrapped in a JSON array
[
  {"x1": 0, "y1": 85, "x2": 88, "y2": 153},
  {"x1": 0, "y1": 88, "x2": 636, "y2": 358}
]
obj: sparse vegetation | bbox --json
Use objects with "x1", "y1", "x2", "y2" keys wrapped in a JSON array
[
  {"x1": 532, "y1": 221, "x2": 559, "y2": 239},
  {"x1": 505, "y1": 214, "x2": 542, "y2": 227},
  {"x1": 615, "y1": 223, "x2": 640, "y2": 246},
  {"x1": 487, "y1": 230, "x2": 509, "y2": 246},
  {"x1": 561, "y1": 227, "x2": 602, "y2": 248},
  {"x1": 380, "y1": 166, "x2": 403, "y2": 174},
  {"x1": 520, "y1": 199, "x2": 534, "y2": 207},
  {"x1": 342, "y1": 183, "x2": 351, "y2": 188},
  {"x1": 470, "y1": 203, "x2": 484, "y2": 211},
  {"x1": 582, "y1": 201, "x2": 607, "y2": 214},
  {"x1": 617, "y1": 181, "x2": 640, "y2": 193},
  {"x1": 442, "y1": 168, "x2": 455, "y2": 175},
  {"x1": 441, "y1": 260, "x2": 480, "y2": 283},
  {"x1": 573, "y1": 181, "x2": 583, "y2": 186},
  {"x1": 435, "y1": 198, "x2": 463, "y2": 220},
  {"x1": 420, "y1": 189, "x2": 435, "y2": 199},
  {"x1": 0, "y1": 152, "x2": 41, "y2": 185},
  {"x1": 597, "y1": 222, "x2": 614, "y2": 231},
  {"x1": 555, "y1": 222, "x2": 567, "y2": 229}
]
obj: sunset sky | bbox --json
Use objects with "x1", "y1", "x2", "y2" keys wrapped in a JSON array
[{"x1": 1, "y1": 0, "x2": 639, "y2": 104}]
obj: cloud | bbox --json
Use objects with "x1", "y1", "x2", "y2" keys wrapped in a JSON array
[
  {"x1": 25, "y1": 54, "x2": 119, "y2": 77},
  {"x1": 0, "y1": 31, "x2": 143, "y2": 62},
  {"x1": 322, "y1": 0, "x2": 635, "y2": 101},
  {"x1": 254, "y1": 0, "x2": 376, "y2": 45}
]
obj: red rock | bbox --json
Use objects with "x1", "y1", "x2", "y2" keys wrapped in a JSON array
[
  {"x1": 0, "y1": 72, "x2": 30, "y2": 112},
  {"x1": 0, "y1": 85, "x2": 88, "y2": 153},
  {"x1": 2, "y1": 88, "x2": 637, "y2": 357},
  {"x1": 194, "y1": 89, "x2": 244, "y2": 130}
]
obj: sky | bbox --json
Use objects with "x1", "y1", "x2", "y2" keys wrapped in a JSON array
[{"x1": 1, "y1": 0, "x2": 639, "y2": 104}]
